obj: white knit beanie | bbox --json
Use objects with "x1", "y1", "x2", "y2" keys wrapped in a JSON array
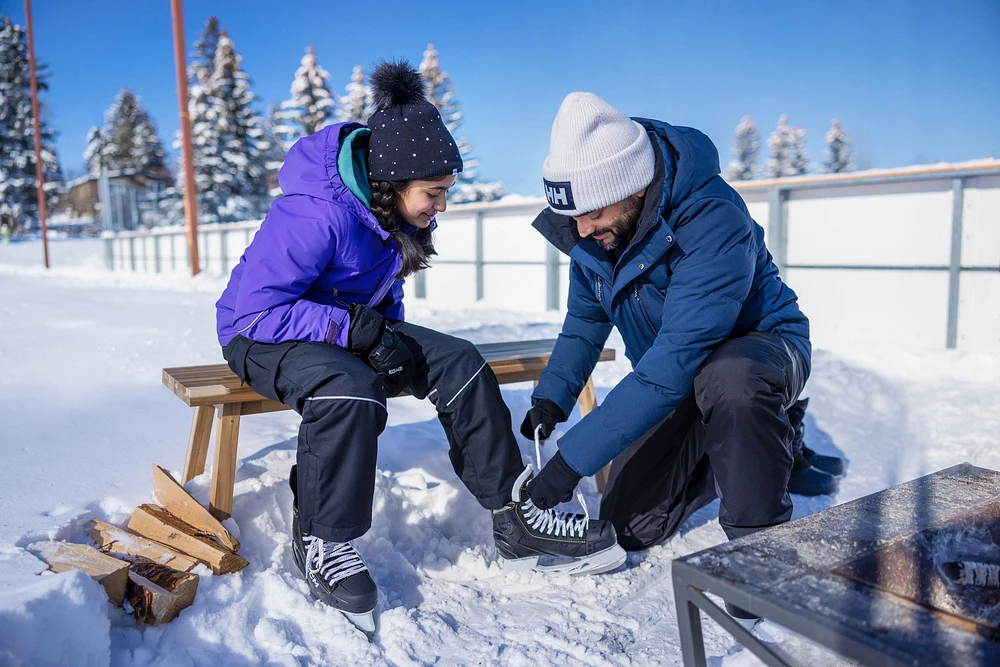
[{"x1": 542, "y1": 92, "x2": 656, "y2": 217}]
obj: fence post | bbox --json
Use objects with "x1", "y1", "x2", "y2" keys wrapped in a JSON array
[
  {"x1": 546, "y1": 244, "x2": 561, "y2": 311},
  {"x1": 153, "y1": 234, "x2": 161, "y2": 273},
  {"x1": 768, "y1": 186, "x2": 787, "y2": 274},
  {"x1": 220, "y1": 229, "x2": 228, "y2": 274},
  {"x1": 414, "y1": 270, "x2": 427, "y2": 298},
  {"x1": 475, "y1": 211, "x2": 485, "y2": 301},
  {"x1": 946, "y1": 178, "x2": 965, "y2": 349}
]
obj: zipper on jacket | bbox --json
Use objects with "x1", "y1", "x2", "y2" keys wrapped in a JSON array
[
  {"x1": 596, "y1": 276, "x2": 603, "y2": 302},
  {"x1": 633, "y1": 282, "x2": 658, "y2": 337}
]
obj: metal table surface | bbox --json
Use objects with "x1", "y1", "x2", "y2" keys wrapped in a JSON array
[{"x1": 672, "y1": 463, "x2": 1000, "y2": 666}]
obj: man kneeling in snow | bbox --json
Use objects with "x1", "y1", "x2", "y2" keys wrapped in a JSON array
[{"x1": 521, "y1": 93, "x2": 842, "y2": 624}]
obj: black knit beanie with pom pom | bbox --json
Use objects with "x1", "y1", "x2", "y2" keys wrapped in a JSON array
[{"x1": 367, "y1": 59, "x2": 463, "y2": 182}]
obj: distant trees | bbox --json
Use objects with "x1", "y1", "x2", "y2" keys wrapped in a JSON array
[
  {"x1": 275, "y1": 46, "x2": 335, "y2": 151},
  {"x1": 724, "y1": 114, "x2": 759, "y2": 181},
  {"x1": 337, "y1": 65, "x2": 373, "y2": 124},
  {"x1": 0, "y1": 16, "x2": 62, "y2": 232},
  {"x1": 823, "y1": 118, "x2": 854, "y2": 173},
  {"x1": 84, "y1": 89, "x2": 167, "y2": 176},
  {"x1": 725, "y1": 113, "x2": 855, "y2": 180}
]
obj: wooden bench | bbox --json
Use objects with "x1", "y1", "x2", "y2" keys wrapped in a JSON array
[{"x1": 163, "y1": 339, "x2": 616, "y2": 520}]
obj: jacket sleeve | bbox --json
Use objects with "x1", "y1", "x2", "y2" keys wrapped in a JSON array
[
  {"x1": 232, "y1": 197, "x2": 351, "y2": 346},
  {"x1": 532, "y1": 259, "x2": 614, "y2": 419},
  {"x1": 383, "y1": 279, "x2": 405, "y2": 321},
  {"x1": 556, "y1": 198, "x2": 756, "y2": 476}
]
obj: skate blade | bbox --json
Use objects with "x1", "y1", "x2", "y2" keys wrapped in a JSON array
[
  {"x1": 342, "y1": 609, "x2": 377, "y2": 638},
  {"x1": 502, "y1": 544, "x2": 627, "y2": 576}
]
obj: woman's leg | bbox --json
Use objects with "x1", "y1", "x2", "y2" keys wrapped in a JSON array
[
  {"x1": 391, "y1": 323, "x2": 525, "y2": 509},
  {"x1": 223, "y1": 336, "x2": 386, "y2": 542}
]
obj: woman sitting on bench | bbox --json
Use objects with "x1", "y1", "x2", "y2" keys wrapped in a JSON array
[{"x1": 214, "y1": 60, "x2": 624, "y2": 634}]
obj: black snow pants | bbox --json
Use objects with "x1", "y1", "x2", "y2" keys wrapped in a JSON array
[
  {"x1": 222, "y1": 323, "x2": 526, "y2": 543},
  {"x1": 599, "y1": 332, "x2": 807, "y2": 549}
]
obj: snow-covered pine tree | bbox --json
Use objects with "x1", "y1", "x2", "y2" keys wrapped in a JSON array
[
  {"x1": 418, "y1": 44, "x2": 503, "y2": 201},
  {"x1": 205, "y1": 30, "x2": 269, "y2": 222},
  {"x1": 83, "y1": 126, "x2": 108, "y2": 175},
  {"x1": 823, "y1": 118, "x2": 854, "y2": 173},
  {"x1": 275, "y1": 46, "x2": 334, "y2": 151},
  {"x1": 766, "y1": 114, "x2": 809, "y2": 178},
  {"x1": 724, "y1": 114, "x2": 759, "y2": 181},
  {"x1": 190, "y1": 16, "x2": 220, "y2": 87},
  {"x1": 94, "y1": 89, "x2": 167, "y2": 175},
  {"x1": 259, "y1": 104, "x2": 286, "y2": 197},
  {"x1": 337, "y1": 65, "x2": 373, "y2": 124},
  {"x1": 0, "y1": 17, "x2": 62, "y2": 232},
  {"x1": 419, "y1": 44, "x2": 476, "y2": 181}
]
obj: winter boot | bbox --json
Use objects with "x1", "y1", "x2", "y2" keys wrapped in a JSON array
[
  {"x1": 493, "y1": 466, "x2": 626, "y2": 576},
  {"x1": 724, "y1": 600, "x2": 761, "y2": 632},
  {"x1": 787, "y1": 398, "x2": 842, "y2": 495},
  {"x1": 290, "y1": 466, "x2": 378, "y2": 636}
]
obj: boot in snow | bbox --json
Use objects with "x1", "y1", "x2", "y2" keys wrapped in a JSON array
[
  {"x1": 787, "y1": 398, "x2": 842, "y2": 495},
  {"x1": 292, "y1": 506, "x2": 378, "y2": 636},
  {"x1": 493, "y1": 466, "x2": 626, "y2": 576}
]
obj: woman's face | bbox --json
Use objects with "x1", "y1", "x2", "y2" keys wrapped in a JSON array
[{"x1": 395, "y1": 175, "x2": 457, "y2": 228}]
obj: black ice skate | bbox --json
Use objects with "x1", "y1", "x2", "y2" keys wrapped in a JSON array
[
  {"x1": 292, "y1": 506, "x2": 378, "y2": 636},
  {"x1": 493, "y1": 466, "x2": 626, "y2": 576}
]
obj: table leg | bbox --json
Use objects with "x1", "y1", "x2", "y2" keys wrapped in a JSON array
[{"x1": 182, "y1": 405, "x2": 215, "y2": 483}]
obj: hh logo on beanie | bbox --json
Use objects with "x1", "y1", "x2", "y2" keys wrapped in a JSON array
[{"x1": 544, "y1": 179, "x2": 575, "y2": 212}]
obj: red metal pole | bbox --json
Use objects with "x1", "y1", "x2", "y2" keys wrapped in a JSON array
[
  {"x1": 23, "y1": 0, "x2": 49, "y2": 269},
  {"x1": 170, "y1": 0, "x2": 200, "y2": 275}
]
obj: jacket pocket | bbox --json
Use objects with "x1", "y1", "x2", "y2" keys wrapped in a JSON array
[{"x1": 632, "y1": 281, "x2": 659, "y2": 341}]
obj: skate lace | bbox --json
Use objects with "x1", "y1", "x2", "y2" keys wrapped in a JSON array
[
  {"x1": 523, "y1": 424, "x2": 590, "y2": 538},
  {"x1": 956, "y1": 561, "x2": 1000, "y2": 587},
  {"x1": 304, "y1": 536, "x2": 368, "y2": 585}
]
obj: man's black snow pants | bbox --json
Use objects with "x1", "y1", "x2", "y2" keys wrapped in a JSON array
[
  {"x1": 599, "y1": 331, "x2": 807, "y2": 549},
  {"x1": 222, "y1": 323, "x2": 525, "y2": 543}
]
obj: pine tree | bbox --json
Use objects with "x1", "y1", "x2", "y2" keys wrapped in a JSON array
[
  {"x1": 419, "y1": 44, "x2": 476, "y2": 181},
  {"x1": 766, "y1": 114, "x2": 809, "y2": 178},
  {"x1": 275, "y1": 46, "x2": 334, "y2": 151},
  {"x1": 337, "y1": 65, "x2": 373, "y2": 124},
  {"x1": 83, "y1": 126, "x2": 107, "y2": 175},
  {"x1": 0, "y1": 17, "x2": 62, "y2": 232},
  {"x1": 205, "y1": 30, "x2": 269, "y2": 222},
  {"x1": 724, "y1": 114, "x2": 759, "y2": 181},
  {"x1": 190, "y1": 16, "x2": 220, "y2": 87},
  {"x1": 823, "y1": 118, "x2": 854, "y2": 173},
  {"x1": 87, "y1": 89, "x2": 166, "y2": 175}
]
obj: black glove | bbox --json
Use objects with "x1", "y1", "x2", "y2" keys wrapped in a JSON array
[
  {"x1": 527, "y1": 451, "x2": 583, "y2": 510},
  {"x1": 519, "y1": 398, "x2": 564, "y2": 441},
  {"x1": 347, "y1": 304, "x2": 414, "y2": 396}
]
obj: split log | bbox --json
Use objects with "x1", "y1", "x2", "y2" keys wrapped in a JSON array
[
  {"x1": 32, "y1": 541, "x2": 129, "y2": 606},
  {"x1": 126, "y1": 557, "x2": 199, "y2": 625},
  {"x1": 127, "y1": 504, "x2": 248, "y2": 574},
  {"x1": 87, "y1": 519, "x2": 199, "y2": 572},
  {"x1": 152, "y1": 464, "x2": 240, "y2": 551}
]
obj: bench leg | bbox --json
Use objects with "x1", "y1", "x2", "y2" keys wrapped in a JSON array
[
  {"x1": 577, "y1": 377, "x2": 613, "y2": 493},
  {"x1": 210, "y1": 403, "x2": 241, "y2": 521},
  {"x1": 182, "y1": 405, "x2": 215, "y2": 484}
]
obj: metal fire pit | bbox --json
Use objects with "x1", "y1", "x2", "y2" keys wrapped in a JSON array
[{"x1": 672, "y1": 463, "x2": 1000, "y2": 666}]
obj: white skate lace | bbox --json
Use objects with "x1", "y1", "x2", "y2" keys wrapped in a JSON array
[
  {"x1": 521, "y1": 424, "x2": 590, "y2": 539},
  {"x1": 304, "y1": 536, "x2": 368, "y2": 585},
  {"x1": 955, "y1": 561, "x2": 1000, "y2": 587}
]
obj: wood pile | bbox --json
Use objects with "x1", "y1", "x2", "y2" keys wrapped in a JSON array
[{"x1": 31, "y1": 465, "x2": 248, "y2": 625}]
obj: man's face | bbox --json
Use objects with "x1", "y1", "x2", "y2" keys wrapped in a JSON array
[{"x1": 573, "y1": 188, "x2": 646, "y2": 251}]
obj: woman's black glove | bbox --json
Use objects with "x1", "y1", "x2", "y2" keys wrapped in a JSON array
[
  {"x1": 347, "y1": 303, "x2": 414, "y2": 396},
  {"x1": 527, "y1": 451, "x2": 583, "y2": 510},
  {"x1": 519, "y1": 398, "x2": 565, "y2": 441}
]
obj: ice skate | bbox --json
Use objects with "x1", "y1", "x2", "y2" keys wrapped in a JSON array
[
  {"x1": 493, "y1": 465, "x2": 626, "y2": 576},
  {"x1": 292, "y1": 506, "x2": 378, "y2": 637}
]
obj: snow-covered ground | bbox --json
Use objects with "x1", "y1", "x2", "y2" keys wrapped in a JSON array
[{"x1": 1, "y1": 238, "x2": 998, "y2": 666}]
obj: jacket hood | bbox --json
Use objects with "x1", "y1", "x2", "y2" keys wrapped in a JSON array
[
  {"x1": 635, "y1": 118, "x2": 721, "y2": 209},
  {"x1": 277, "y1": 123, "x2": 386, "y2": 239}
]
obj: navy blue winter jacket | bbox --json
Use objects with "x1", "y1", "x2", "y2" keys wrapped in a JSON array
[{"x1": 531, "y1": 118, "x2": 811, "y2": 477}]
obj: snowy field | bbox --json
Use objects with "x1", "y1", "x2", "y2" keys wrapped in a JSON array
[{"x1": 1, "y1": 238, "x2": 998, "y2": 666}]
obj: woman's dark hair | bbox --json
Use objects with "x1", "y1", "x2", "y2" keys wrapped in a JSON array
[{"x1": 369, "y1": 179, "x2": 437, "y2": 279}]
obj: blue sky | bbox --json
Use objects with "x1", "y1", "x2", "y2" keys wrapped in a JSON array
[{"x1": 4, "y1": 0, "x2": 999, "y2": 195}]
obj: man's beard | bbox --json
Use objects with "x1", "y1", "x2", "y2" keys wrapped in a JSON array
[{"x1": 592, "y1": 194, "x2": 643, "y2": 251}]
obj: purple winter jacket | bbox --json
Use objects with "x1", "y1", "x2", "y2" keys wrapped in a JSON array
[{"x1": 216, "y1": 123, "x2": 409, "y2": 348}]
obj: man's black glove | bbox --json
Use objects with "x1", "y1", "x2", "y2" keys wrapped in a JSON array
[
  {"x1": 347, "y1": 303, "x2": 414, "y2": 396},
  {"x1": 519, "y1": 398, "x2": 564, "y2": 441},
  {"x1": 527, "y1": 451, "x2": 583, "y2": 510}
]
